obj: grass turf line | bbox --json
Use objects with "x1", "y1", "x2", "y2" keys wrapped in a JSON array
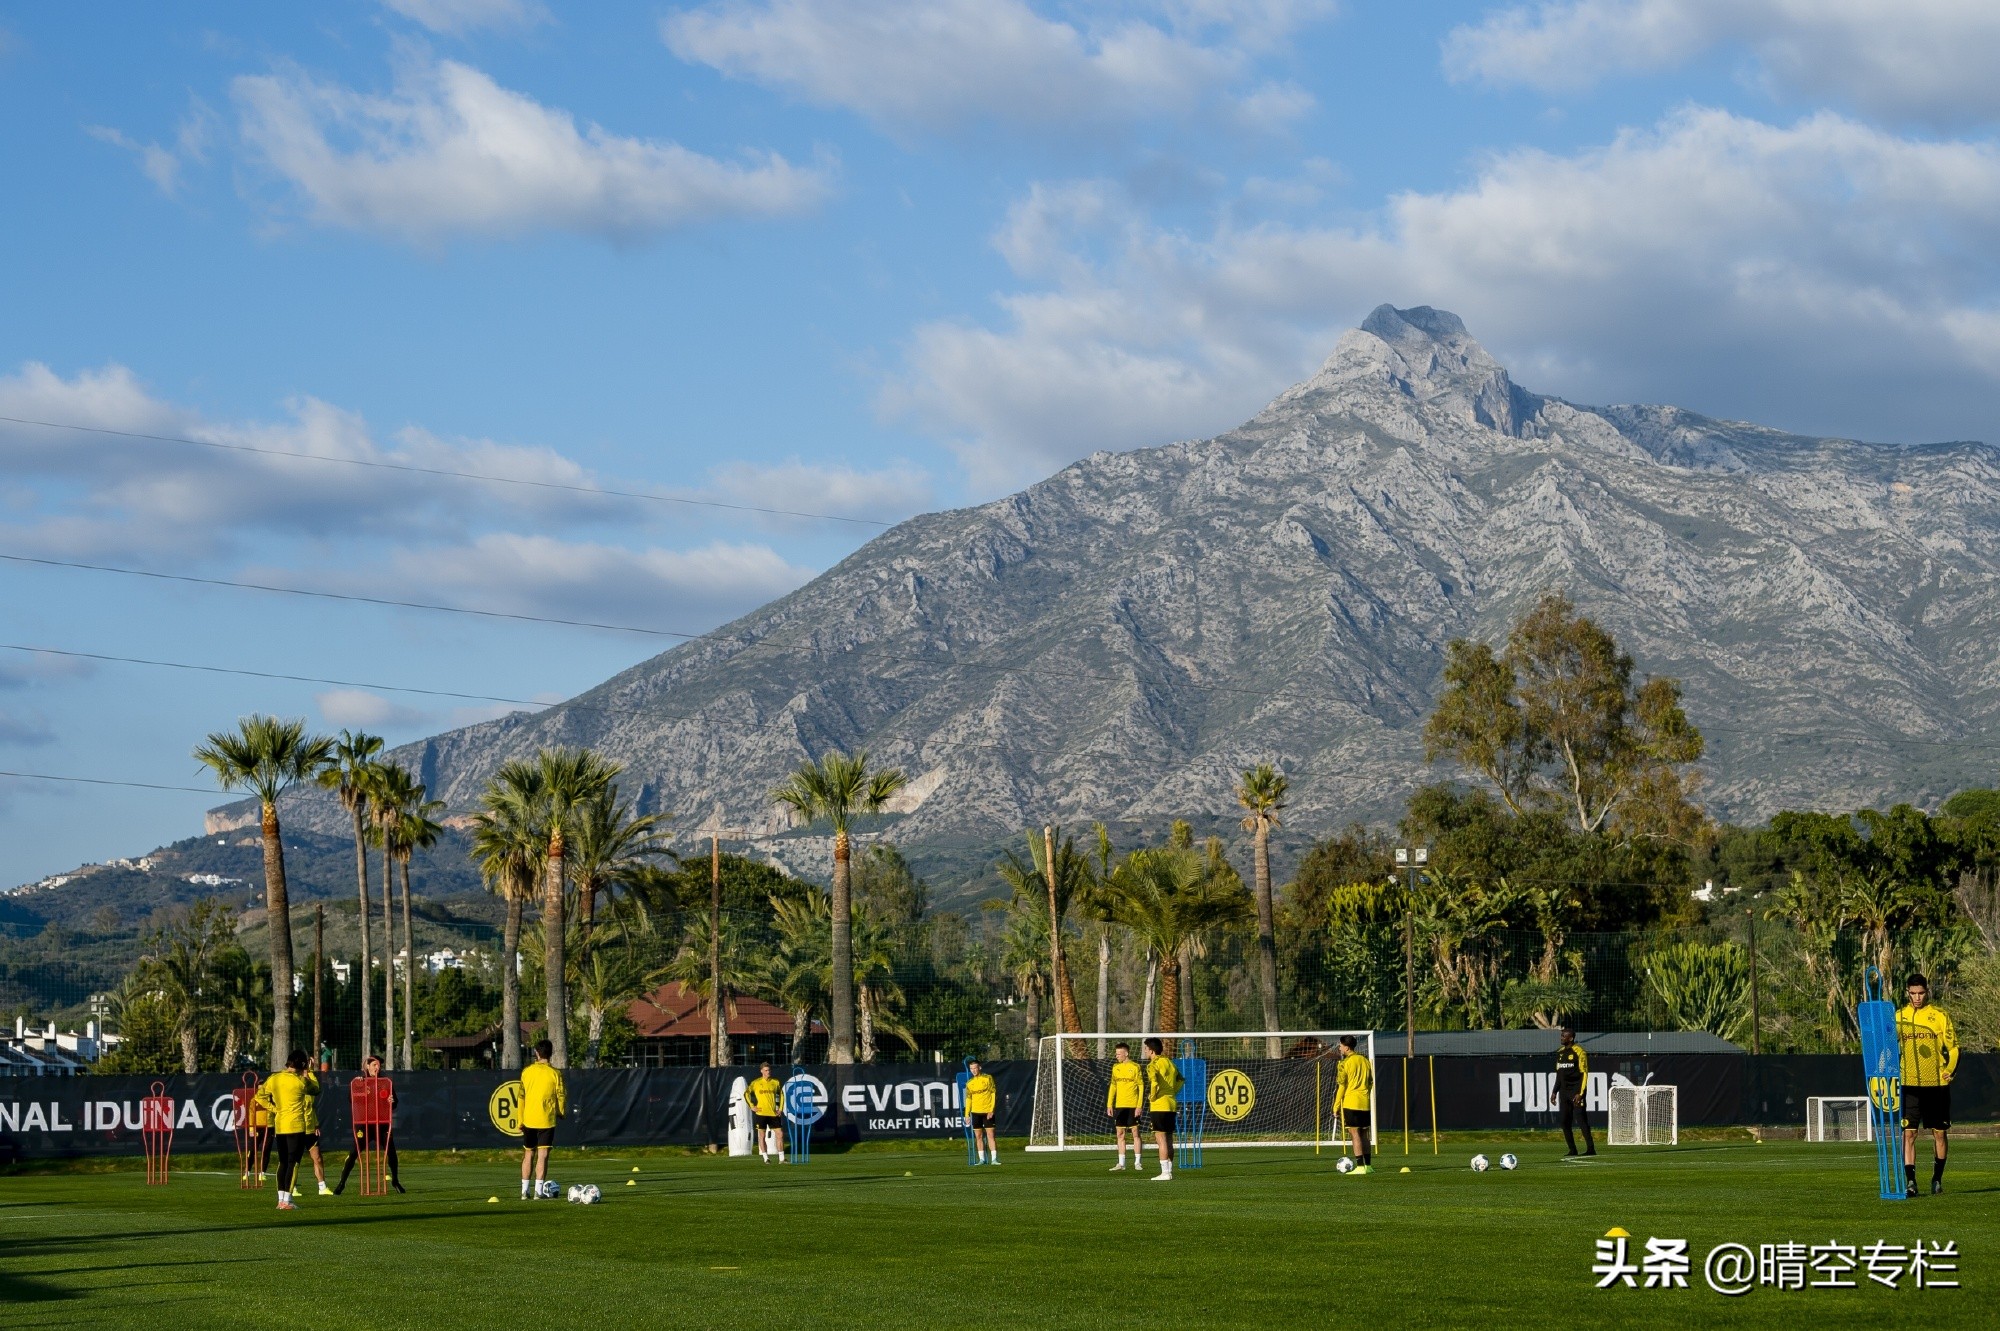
[{"x1": 0, "y1": 1139, "x2": 1987, "y2": 1329}]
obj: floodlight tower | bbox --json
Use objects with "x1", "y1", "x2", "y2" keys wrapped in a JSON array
[{"x1": 1394, "y1": 846, "x2": 1428, "y2": 1062}]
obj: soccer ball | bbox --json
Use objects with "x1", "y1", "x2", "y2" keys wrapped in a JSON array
[
  {"x1": 1334, "y1": 1157, "x2": 1356, "y2": 1174},
  {"x1": 1499, "y1": 1153, "x2": 1519, "y2": 1171},
  {"x1": 1470, "y1": 1154, "x2": 1491, "y2": 1172},
  {"x1": 566, "y1": 1184, "x2": 602, "y2": 1205},
  {"x1": 538, "y1": 1180, "x2": 561, "y2": 1199}
]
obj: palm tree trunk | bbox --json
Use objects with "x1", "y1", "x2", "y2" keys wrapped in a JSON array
[
  {"x1": 261, "y1": 802, "x2": 295, "y2": 1065},
  {"x1": 829, "y1": 830, "x2": 855, "y2": 1064},
  {"x1": 1140, "y1": 953, "x2": 1157, "y2": 1035},
  {"x1": 1095, "y1": 927, "x2": 1111, "y2": 1057},
  {"x1": 351, "y1": 805, "x2": 372, "y2": 1067},
  {"x1": 221, "y1": 1024, "x2": 240, "y2": 1076},
  {"x1": 1022, "y1": 981, "x2": 1040, "y2": 1059},
  {"x1": 380, "y1": 838, "x2": 396, "y2": 1068},
  {"x1": 545, "y1": 830, "x2": 569, "y2": 1068},
  {"x1": 859, "y1": 985, "x2": 876, "y2": 1063},
  {"x1": 1253, "y1": 820, "x2": 1281, "y2": 1058},
  {"x1": 578, "y1": 874, "x2": 597, "y2": 949},
  {"x1": 1157, "y1": 953, "x2": 1182, "y2": 1053},
  {"x1": 501, "y1": 894, "x2": 523, "y2": 1070},
  {"x1": 1179, "y1": 941, "x2": 1195, "y2": 1032},
  {"x1": 791, "y1": 1006, "x2": 809, "y2": 1062},
  {"x1": 586, "y1": 1002, "x2": 605, "y2": 1068},
  {"x1": 399, "y1": 858, "x2": 416, "y2": 1071},
  {"x1": 180, "y1": 1022, "x2": 198, "y2": 1076}
]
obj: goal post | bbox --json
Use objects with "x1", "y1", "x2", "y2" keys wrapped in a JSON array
[
  {"x1": 1607, "y1": 1082, "x2": 1678, "y2": 1146},
  {"x1": 1806, "y1": 1095, "x2": 1873, "y2": 1143},
  {"x1": 1027, "y1": 1031, "x2": 1377, "y2": 1151}
]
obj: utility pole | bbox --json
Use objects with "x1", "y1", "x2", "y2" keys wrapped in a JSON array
[
  {"x1": 711, "y1": 834, "x2": 725, "y2": 1069},
  {"x1": 1746, "y1": 907, "x2": 1761, "y2": 1056},
  {"x1": 312, "y1": 904, "x2": 324, "y2": 1069},
  {"x1": 1394, "y1": 846, "x2": 1428, "y2": 1061}
]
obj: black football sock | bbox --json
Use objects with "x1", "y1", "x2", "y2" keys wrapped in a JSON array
[
  {"x1": 1906, "y1": 1163, "x2": 1918, "y2": 1184},
  {"x1": 1933, "y1": 1156, "x2": 1946, "y2": 1184}
]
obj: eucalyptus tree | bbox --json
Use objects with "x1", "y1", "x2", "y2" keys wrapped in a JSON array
[
  {"x1": 194, "y1": 715, "x2": 333, "y2": 1062},
  {"x1": 1237, "y1": 764, "x2": 1289, "y2": 1054},
  {"x1": 316, "y1": 730, "x2": 383, "y2": 1063},
  {"x1": 770, "y1": 750, "x2": 906, "y2": 1064},
  {"x1": 473, "y1": 759, "x2": 546, "y2": 1070}
]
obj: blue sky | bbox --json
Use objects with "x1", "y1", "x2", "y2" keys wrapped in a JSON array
[{"x1": 4, "y1": 1, "x2": 2000, "y2": 888}]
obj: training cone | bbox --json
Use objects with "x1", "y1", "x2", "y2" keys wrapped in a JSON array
[
  {"x1": 631, "y1": 1166, "x2": 640, "y2": 1173},
  {"x1": 626, "y1": 1179, "x2": 637, "y2": 1187},
  {"x1": 1400, "y1": 1166, "x2": 1411, "y2": 1173},
  {"x1": 487, "y1": 1196, "x2": 498, "y2": 1204},
  {"x1": 904, "y1": 1170, "x2": 914, "y2": 1176}
]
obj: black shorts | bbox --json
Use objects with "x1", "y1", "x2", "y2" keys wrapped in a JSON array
[
  {"x1": 1111, "y1": 1107, "x2": 1137, "y2": 1127},
  {"x1": 969, "y1": 1111, "x2": 995, "y2": 1130},
  {"x1": 753, "y1": 1114, "x2": 781, "y2": 1131},
  {"x1": 1904, "y1": 1085, "x2": 1951, "y2": 1132},
  {"x1": 1149, "y1": 1110, "x2": 1176, "y2": 1135},
  {"x1": 521, "y1": 1125, "x2": 557, "y2": 1149},
  {"x1": 1341, "y1": 1109, "x2": 1371, "y2": 1130}
]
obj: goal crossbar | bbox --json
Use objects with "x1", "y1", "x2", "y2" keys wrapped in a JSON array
[{"x1": 1028, "y1": 1030, "x2": 1377, "y2": 1152}]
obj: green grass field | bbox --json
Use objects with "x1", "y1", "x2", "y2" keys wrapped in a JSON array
[{"x1": 1, "y1": 1136, "x2": 1987, "y2": 1328}]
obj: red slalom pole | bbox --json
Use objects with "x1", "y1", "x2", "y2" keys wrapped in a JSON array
[{"x1": 141, "y1": 1081, "x2": 174, "y2": 1185}]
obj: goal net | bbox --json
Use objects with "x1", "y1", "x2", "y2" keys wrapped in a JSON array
[
  {"x1": 1607, "y1": 1082, "x2": 1678, "y2": 1146},
  {"x1": 1806, "y1": 1095, "x2": 1873, "y2": 1143},
  {"x1": 1027, "y1": 1031, "x2": 1376, "y2": 1151}
]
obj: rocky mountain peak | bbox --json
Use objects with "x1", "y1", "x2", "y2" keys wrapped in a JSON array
[{"x1": 1291, "y1": 302, "x2": 1540, "y2": 437}]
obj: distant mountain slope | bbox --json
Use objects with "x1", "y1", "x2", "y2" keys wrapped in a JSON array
[{"x1": 192, "y1": 304, "x2": 2000, "y2": 903}]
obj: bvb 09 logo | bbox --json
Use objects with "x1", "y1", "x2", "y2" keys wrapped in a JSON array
[
  {"x1": 1868, "y1": 1074, "x2": 1901, "y2": 1114},
  {"x1": 490, "y1": 1080, "x2": 525, "y2": 1137},
  {"x1": 1208, "y1": 1068, "x2": 1256, "y2": 1122}
]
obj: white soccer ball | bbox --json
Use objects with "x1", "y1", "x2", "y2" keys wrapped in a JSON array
[
  {"x1": 566, "y1": 1184, "x2": 601, "y2": 1205},
  {"x1": 538, "y1": 1180, "x2": 561, "y2": 1199},
  {"x1": 1470, "y1": 1153, "x2": 1491, "y2": 1172},
  {"x1": 1334, "y1": 1157, "x2": 1356, "y2": 1174},
  {"x1": 1499, "y1": 1153, "x2": 1519, "y2": 1171}
]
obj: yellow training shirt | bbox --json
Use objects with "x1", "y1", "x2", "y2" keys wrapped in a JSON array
[
  {"x1": 965, "y1": 1073, "x2": 997, "y2": 1115},
  {"x1": 1335, "y1": 1053, "x2": 1373, "y2": 1112},
  {"x1": 520, "y1": 1061, "x2": 567, "y2": 1130},
  {"x1": 1107, "y1": 1060, "x2": 1144, "y2": 1111},
  {"x1": 254, "y1": 1069, "x2": 313, "y2": 1135},
  {"x1": 300, "y1": 1072, "x2": 322, "y2": 1133},
  {"x1": 1897, "y1": 1003, "x2": 1959, "y2": 1087},
  {"x1": 1146, "y1": 1056, "x2": 1182, "y2": 1113},
  {"x1": 745, "y1": 1076, "x2": 782, "y2": 1117}
]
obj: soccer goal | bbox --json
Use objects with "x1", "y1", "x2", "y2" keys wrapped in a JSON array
[
  {"x1": 1026, "y1": 1031, "x2": 1376, "y2": 1151},
  {"x1": 1806, "y1": 1095, "x2": 1873, "y2": 1143},
  {"x1": 1607, "y1": 1082, "x2": 1678, "y2": 1146}
]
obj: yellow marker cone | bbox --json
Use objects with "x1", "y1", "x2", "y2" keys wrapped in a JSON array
[
  {"x1": 1399, "y1": 1166, "x2": 1411, "y2": 1173},
  {"x1": 1605, "y1": 1227, "x2": 1632, "y2": 1239},
  {"x1": 626, "y1": 1179, "x2": 637, "y2": 1186},
  {"x1": 631, "y1": 1166, "x2": 640, "y2": 1173},
  {"x1": 487, "y1": 1196, "x2": 499, "y2": 1204}
]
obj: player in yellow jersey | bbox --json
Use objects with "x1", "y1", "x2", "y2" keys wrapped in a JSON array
[
  {"x1": 1334, "y1": 1035, "x2": 1374, "y2": 1173},
  {"x1": 965, "y1": 1059, "x2": 1000, "y2": 1165},
  {"x1": 746, "y1": 1062, "x2": 785, "y2": 1162},
  {"x1": 300, "y1": 1062, "x2": 331, "y2": 1196},
  {"x1": 253, "y1": 1049, "x2": 316, "y2": 1211},
  {"x1": 519, "y1": 1039, "x2": 567, "y2": 1200},
  {"x1": 1105, "y1": 1042, "x2": 1145, "y2": 1171},
  {"x1": 1143, "y1": 1037, "x2": 1181, "y2": 1182},
  {"x1": 1899, "y1": 974, "x2": 1959, "y2": 1197}
]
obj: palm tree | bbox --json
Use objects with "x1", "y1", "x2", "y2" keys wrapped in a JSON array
[
  {"x1": 995, "y1": 827, "x2": 1090, "y2": 1050},
  {"x1": 316, "y1": 730, "x2": 383, "y2": 1064},
  {"x1": 535, "y1": 749, "x2": 621, "y2": 1068},
  {"x1": 365, "y1": 762, "x2": 421, "y2": 1068},
  {"x1": 996, "y1": 893, "x2": 1048, "y2": 1057},
  {"x1": 134, "y1": 899, "x2": 235, "y2": 1073},
  {"x1": 213, "y1": 947, "x2": 270, "y2": 1074},
  {"x1": 1107, "y1": 843, "x2": 1251, "y2": 1048},
  {"x1": 195, "y1": 715, "x2": 334, "y2": 1063},
  {"x1": 1237, "y1": 764, "x2": 1289, "y2": 1055},
  {"x1": 388, "y1": 788, "x2": 445, "y2": 1070},
  {"x1": 473, "y1": 760, "x2": 546, "y2": 1070},
  {"x1": 766, "y1": 892, "x2": 832, "y2": 1061},
  {"x1": 567, "y1": 786, "x2": 668, "y2": 947},
  {"x1": 656, "y1": 911, "x2": 765, "y2": 1066},
  {"x1": 770, "y1": 750, "x2": 906, "y2": 1064},
  {"x1": 850, "y1": 908, "x2": 914, "y2": 1062},
  {"x1": 575, "y1": 927, "x2": 651, "y2": 1068}
]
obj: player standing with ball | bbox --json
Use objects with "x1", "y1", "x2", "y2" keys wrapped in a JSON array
[
  {"x1": 1334, "y1": 1035, "x2": 1373, "y2": 1173},
  {"x1": 745, "y1": 1063, "x2": 785, "y2": 1163},
  {"x1": 519, "y1": 1039, "x2": 566, "y2": 1200}
]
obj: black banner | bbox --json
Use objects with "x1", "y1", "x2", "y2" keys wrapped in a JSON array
[{"x1": 2, "y1": 1055, "x2": 1983, "y2": 1160}]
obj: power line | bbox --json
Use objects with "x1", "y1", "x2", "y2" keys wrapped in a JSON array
[
  {"x1": 0, "y1": 412, "x2": 895, "y2": 529},
  {"x1": 0, "y1": 769, "x2": 214, "y2": 795}
]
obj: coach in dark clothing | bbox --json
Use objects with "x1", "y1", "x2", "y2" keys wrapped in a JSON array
[{"x1": 1556, "y1": 1027, "x2": 1595, "y2": 1157}]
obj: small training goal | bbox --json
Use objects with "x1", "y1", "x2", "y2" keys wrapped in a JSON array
[
  {"x1": 1607, "y1": 1081, "x2": 1678, "y2": 1146},
  {"x1": 1027, "y1": 1031, "x2": 1377, "y2": 1151},
  {"x1": 1806, "y1": 1095, "x2": 1873, "y2": 1143}
]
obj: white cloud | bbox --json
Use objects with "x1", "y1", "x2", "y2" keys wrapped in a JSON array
[
  {"x1": 663, "y1": 0, "x2": 1331, "y2": 134},
  {"x1": 703, "y1": 458, "x2": 933, "y2": 524},
  {"x1": 233, "y1": 56, "x2": 831, "y2": 242},
  {"x1": 891, "y1": 107, "x2": 2000, "y2": 491},
  {"x1": 375, "y1": 533, "x2": 816, "y2": 628},
  {"x1": 88, "y1": 101, "x2": 216, "y2": 197},
  {"x1": 1443, "y1": 0, "x2": 2000, "y2": 126},
  {"x1": 381, "y1": 0, "x2": 548, "y2": 35},
  {"x1": 314, "y1": 688, "x2": 434, "y2": 730}
]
